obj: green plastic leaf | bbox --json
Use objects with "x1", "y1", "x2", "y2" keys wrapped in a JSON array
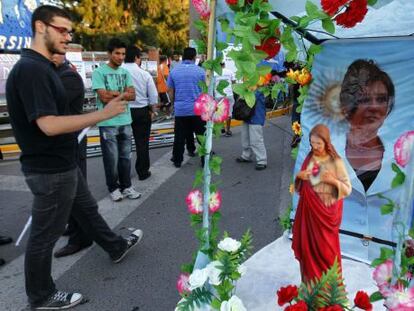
[
  {"x1": 257, "y1": 65, "x2": 272, "y2": 76},
  {"x1": 244, "y1": 91, "x2": 256, "y2": 107},
  {"x1": 298, "y1": 16, "x2": 313, "y2": 29},
  {"x1": 380, "y1": 247, "x2": 394, "y2": 260},
  {"x1": 233, "y1": 83, "x2": 246, "y2": 96},
  {"x1": 193, "y1": 169, "x2": 204, "y2": 188},
  {"x1": 202, "y1": 60, "x2": 214, "y2": 70},
  {"x1": 370, "y1": 291, "x2": 384, "y2": 302},
  {"x1": 291, "y1": 146, "x2": 298, "y2": 160},
  {"x1": 308, "y1": 44, "x2": 323, "y2": 55},
  {"x1": 213, "y1": 61, "x2": 223, "y2": 76},
  {"x1": 211, "y1": 299, "x2": 221, "y2": 310},
  {"x1": 247, "y1": 31, "x2": 261, "y2": 46},
  {"x1": 409, "y1": 224, "x2": 414, "y2": 239},
  {"x1": 322, "y1": 18, "x2": 335, "y2": 34},
  {"x1": 198, "y1": 80, "x2": 208, "y2": 94},
  {"x1": 305, "y1": 1, "x2": 320, "y2": 18},
  {"x1": 216, "y1": 41, "x2": 229, "y2": 52},
  {"x1": 368, "y1": 0, "x2": 378, "y2": 6},
  {"x1": 210, "y1": 156, "x2": 223, "y2": 175},
  {"x1": 216, "y1": 80, "x2": 230, "y2": 97},
  {"x1": 240, "y1": 61, "x2": 256, "y2": 74}
]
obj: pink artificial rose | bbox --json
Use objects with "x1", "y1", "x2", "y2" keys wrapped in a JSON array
[
  {"x1": 394, "y1": 131, "x2": 414, "y2": 167},
  {"x1": 186, "y1": 190, "x2": 203, "y2": 214},
  {"x1": 176, "y1": 273, "x2": 191, "y2": 295},
  {"x1": 209, "y1": 191, "x2": 222, "y2": 213},
  {"x1": 212, "y1": 98, "x2": 230, "y2": 123},
  {"x1": 373, "y1": 259, "x2": 393, "y2": 295},
  {"x1": 385, "y1": 286, "x2": 414, "y2": 310},
  {"x1": 194, "y1": 93, "x2": 217, "y2": 121}
]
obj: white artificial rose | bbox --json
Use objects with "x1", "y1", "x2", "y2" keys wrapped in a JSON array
[
  {"x1": 220, "y1": 295, "x2": 247, "y2": 311},
  {"x1": 218, "y1": 237, "x2": 241, "y2": 252},
  {"x1": 206, "y1": 260, "x2": 222, "y2": 286},
  {"x1": 237, "y1": 264, "x2": 247, "y2": 277},
  {"x1": 189, "y1": 268, "x2": 208, "y2": 290}
]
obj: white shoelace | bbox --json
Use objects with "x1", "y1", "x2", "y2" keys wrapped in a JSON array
[{"x1": 52, "y1": 291, "x2": 69, "y2": 302}]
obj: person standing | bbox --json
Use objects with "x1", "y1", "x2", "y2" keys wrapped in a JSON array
[
  {"x1": 157, "y1": 55, "x2": 171, "y2": 118},
  {"x1": 167, "y1": 47, "x2": 206, "y2": 168},
  {"x1": 92, "y1": 38, "x2": 141, "y2": 201},
  {"x1": 51, "y1": 54, "x2": 93, "y2": 258},
  {"x1": 123, "y1": 46, "x2": 158, "y2": 181},
  {"x1": 6, "y1": 5, "x2": 143, "y2": 310},
  {"x1": 235, "y1": 92, "x2": 268, "y2": 170}
]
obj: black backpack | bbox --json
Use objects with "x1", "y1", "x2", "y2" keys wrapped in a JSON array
[{"x1": 232, "y1": 97, "x2": 256, "y2": 121}]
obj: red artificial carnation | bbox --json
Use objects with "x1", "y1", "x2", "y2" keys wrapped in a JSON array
[
  {"x1": 225, "y1": 0, "x2": 238, "y2": 5},
  {"x1": 255, "y1": 37, "x2": 281, "y2": 59},
  {"x1": 285, "y1": 300, "x2": 308, "y2": 311},
  {"x1": 321, "y1": 0, "x2": 348, "y2": 16},
  {"x1": 277, "y1": 285, "x2": 299, "y2": 306},
  {"x1": 318, "y1": 305, "x2": 343, "y2": 311},
  {"x1": 354, "y1": 291, "x2": 373, "y2": 311},
  {"x1": 335, "y1": 0, "x2": 368, "y2": 28}
]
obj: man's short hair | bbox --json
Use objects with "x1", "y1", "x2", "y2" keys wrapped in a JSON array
[
  {"x1": 31, "y1": 5, "x2": 71, "y2": 35},
  {"x1": 107, "y1": 38, "x2": 127, "y2": 53},
  {"x1": 159, "y1": 55, "x2": 168, "y2": 63},
  {"x1": 182, "y1": 47, "x2": 197, "y2": 61},
  {"x1": 125, "y1": 46, "x2": 141, "y2": 63}
]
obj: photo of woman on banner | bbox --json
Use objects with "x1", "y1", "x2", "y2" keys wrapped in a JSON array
[{"x1": 293, "y1": 38, "x2": 414, "y2": 263}]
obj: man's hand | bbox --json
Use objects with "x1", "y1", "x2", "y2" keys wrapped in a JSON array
[{"x1": 102, "y1": 94, "x2": 127, "y2": 118}]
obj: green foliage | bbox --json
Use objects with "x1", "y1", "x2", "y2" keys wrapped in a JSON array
[
  {"x1": 210, "y1": 156, "x2": 223, "y2": 175},
  {"x1": 64, "y1": 0, "x2": 189, "y2": 52},
  {"x1": 279, "y1": 203, "x2": 293, "y2": 231},
  {"x1": 370, "y1": 291, "x2": 384, "y2": 302},
  {"x1": 176, "y1": 287, "x2": 213, "y2": 311},
  {"x1": 391, "y1": 163, "x2": 406, "y2": 188},
  {"x1": 193, "y1": 169, "x2": 204, "y2": 188},
  {"x1": 299, "y1": 259, "x2": 348, "y2": 309},
  {"x1": 368, "y1": 0, "x2": 378, "y2": 5},
  {"x1": 371, "y1": 247, "x2": 395, "y2": 267},
  {"x1": 291, "y1": 146, "x2": 299, "y2": 160},
  {"x1": 216, "y1": 80, "x2": 230, "y2": 97},
  {"x1": 213, "y1": 123, "x2": 224, "y2": 138}
]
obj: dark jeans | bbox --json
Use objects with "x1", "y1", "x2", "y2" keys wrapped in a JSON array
[
  {"x1": 99, "y1": 125, "x2": 133, "y2": 193},
  {"x1": 24, "y1": 168, "x2": 127, "y2": 306},
  {"x1": 172, "y1": 116, "x2": 205, "y2": 164},
  {"x1": 66, "y1": 137, "x2": 93, "y2": 247},
  {"x1": 131, "y1": 107, "x2": 151, "y2": 178}
]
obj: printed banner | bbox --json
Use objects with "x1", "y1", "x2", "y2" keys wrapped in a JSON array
[
  {"x1": 0, "y1": 0, "x2": 39, "y2": 51},
  {"x1": 292, "y1": 37, "x2": 414, "y2": 263}
]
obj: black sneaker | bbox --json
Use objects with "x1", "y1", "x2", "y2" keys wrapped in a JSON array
[
  {"x1": 112, "y1": 229, "x2": 143, "y2": 263},
  {"x1": 32, "y1": 291, "x2": 83, "y2": 310}
]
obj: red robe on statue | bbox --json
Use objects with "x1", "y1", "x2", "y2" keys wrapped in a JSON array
[{"x1": 292, "y1": 155, "x2": 343, "y2": 282}]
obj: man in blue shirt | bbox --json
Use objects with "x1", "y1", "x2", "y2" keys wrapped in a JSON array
[{"x1": 167, "y1": 47, "x2": 206, "y2": 167}]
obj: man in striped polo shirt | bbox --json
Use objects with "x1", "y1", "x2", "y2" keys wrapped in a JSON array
[{"x1": 167, "y1": 47, "x2": 206, "y2": 167}]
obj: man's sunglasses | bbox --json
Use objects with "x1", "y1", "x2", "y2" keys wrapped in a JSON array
[{"x1": 44, "y1": 22, "x2": 74, "y2": 36}]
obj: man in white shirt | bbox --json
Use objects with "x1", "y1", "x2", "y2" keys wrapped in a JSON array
[{"x1": 123, "y1": 46, "x2": 158, "y2": 180}]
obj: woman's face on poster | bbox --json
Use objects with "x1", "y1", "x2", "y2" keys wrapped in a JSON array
[{"x1": 347, "y1": 80, "x2": 389, "y2": 133}]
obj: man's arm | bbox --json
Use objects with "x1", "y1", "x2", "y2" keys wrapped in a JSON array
[
  {"x1": 123, "y1": 86, "x2": 135, "y2": 101},
  {"x1": 96, "y1": 89, "x2": 120, "y2": 104},
  {"x1": 167, "y1": 87, "x2": 175, "y2": 105},
  {"x1": 36, "y1": 94, "x2": 127, "y2": 136}
]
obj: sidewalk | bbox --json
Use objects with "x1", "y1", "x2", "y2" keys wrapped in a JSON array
[{"x1": 0, "y1": 115, "x2": 294, "y2": 310}]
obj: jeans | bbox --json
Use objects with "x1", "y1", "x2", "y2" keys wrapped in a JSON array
[
  {"x1": 130, "y1": 107, "x2": 151, "y2": 178},
  {"x1": 99, "y1": 125, "x2": 133, "y2": 193},
  {"x1": 24, "y1": 168, "x2": 127, "y2": 306}
]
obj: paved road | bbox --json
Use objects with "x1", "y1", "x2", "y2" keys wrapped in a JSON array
[{"x1": 0, "y1": 116, "x2": 294, "y2": 311}]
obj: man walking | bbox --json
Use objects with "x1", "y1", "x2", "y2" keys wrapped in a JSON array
[
  {"x1": 51, "y1": 54, "x2": 93, "y2": 258},
  {"x1": 6, "y1": 5, "x2": 143, "y2": 310},
  {"x1": 123, "y1": 46, "x2": 158, "y2": 180},
  {"x1": 167, "y1": 47, "x2": 206, "y2": 167},
  {"x1": 92, "y1": 38, "x2": 141, "y2": 201}
]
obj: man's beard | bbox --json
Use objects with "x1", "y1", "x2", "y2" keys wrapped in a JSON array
[{"x1": 45, "y1": 29, "x2": 66, "y2": 55}]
